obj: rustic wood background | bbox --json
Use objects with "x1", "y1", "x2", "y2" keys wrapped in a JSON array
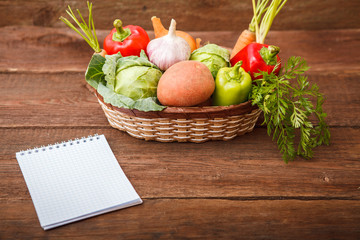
[
  {"x1": 1, "y1": 0, "x2": 360, "y2": 31},
  {"x1": 1, "y1": 0, "x2": 360, "y2": 239}
]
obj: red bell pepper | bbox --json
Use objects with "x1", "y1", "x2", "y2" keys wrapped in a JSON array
[
  {"x1": 230, "y1": 43, "x2": 281, "y2": 80},
  {"x1": 103, "y1": 19, "x2": 150, "y2": 56}
]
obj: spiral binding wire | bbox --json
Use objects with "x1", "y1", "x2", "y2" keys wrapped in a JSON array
[{"x1": 17, "y1": 134, "x2": 100, "y2": 156}]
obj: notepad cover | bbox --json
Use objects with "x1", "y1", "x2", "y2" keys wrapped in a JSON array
[{"x1": 16, "y1": 134, "x2": 142, "y2": 230}]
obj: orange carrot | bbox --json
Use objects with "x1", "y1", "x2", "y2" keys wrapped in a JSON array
[
  {"x1": 151, "y1": 16, "x2": 200, "y2": 52},
  {"x1": 99, "y1": 49, "x2": 107, "y2": 57},
  {"x1": 151, "y1": 16, "x2": 167, "y2": 38},
  {"x1": 195, "y1": 38, "x2": 202, "y2": 49},
  {"x1": 230, "y1": 29, "x2": 256, "y2": 59},
  {"x1": 230, "y1": 0, "x2": 288, "y2": 60}
]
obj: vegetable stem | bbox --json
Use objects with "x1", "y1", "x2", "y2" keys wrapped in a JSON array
[
  {"x1": 59, "y1": 1, "x2": 101, "y2": 53},
  {"x1": 228, "y1": 61, "x2": 242, "y2": 79},
  {"x1": 249, "y1": 0, "x2": 269, "y2": 33},
  {"x1": 112, "y1": 19, "x2": 132, "y2": 42},
  {"x1": 168, "y1": 19, "x2": 177, "y2": 37},
  {"x1": 114, "y1": 19, "x2": 125, "y2": 34},
  {"x1": 252, "y1": 0, "x2": 260, "y2": 40},
  {"x1": 251, "y1": 0, "x2": 288, "y2": 44},
  {"x1": 268, "y1": 45, "x2": 280, "y2": 57}
]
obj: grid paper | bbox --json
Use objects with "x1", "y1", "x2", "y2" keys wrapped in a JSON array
[{"x1": 16, "y1": 134, "x2": 142, "y2": 230}]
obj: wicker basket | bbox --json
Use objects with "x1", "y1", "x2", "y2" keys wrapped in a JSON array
[{"x1": 95, "y1": 91, "x2": 261, "y2": 143}]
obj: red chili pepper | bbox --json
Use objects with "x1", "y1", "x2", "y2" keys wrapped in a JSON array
[
  {"x1": 230, "y1": 43, "x2": 281, "y2": 80},
  {"x1": 103, "y1": 19, "x2": 150, "y2": 56}
]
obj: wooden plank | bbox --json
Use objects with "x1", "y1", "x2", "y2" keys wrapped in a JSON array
[
  {"x1": 0, "y1": 72, "x2": 108, "y2": 127},
  {"x1": 0, "y1": 199, "x2": 359, "y2": 239},
  {"x1": 1, "y1": 70, "x2": 359, "y2": 128},
  {"x1": 1, "y1": 128, "x2": 359, "y2": 200},
  {"x1": 0, "y1": 0, "x2": 359, "y2": 31},
  {"x1": 0, "y1": 26, "x2": 96, "y2": 73},
  {"x1": 0, "y1": 26, "x2": 359, "y2": 73}
]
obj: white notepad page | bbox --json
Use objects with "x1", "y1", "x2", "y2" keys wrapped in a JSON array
[{"x1": 16, "y1": 134, "x2": 142, "y2": 230}]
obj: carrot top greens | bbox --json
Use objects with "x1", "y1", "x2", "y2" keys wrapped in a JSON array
[
  {"x1": 59, "y1": 1, "x2": 101, "y2": 53},
  {"x1": 251, "y1": 57, "x2": 330, "y2": 163},
  {"x1": 251, "y1": 0, "x2": 288, "y2": 44}
]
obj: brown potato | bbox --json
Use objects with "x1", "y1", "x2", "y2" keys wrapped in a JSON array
[{"x1": 157, "y1": 61, "x2": 215, "y2": 107}]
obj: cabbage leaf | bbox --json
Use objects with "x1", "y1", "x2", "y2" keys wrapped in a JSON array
[
  {"x1": 190, "y1": 44, "x2": 230, "y2": 78},
  {"x1": 97, "y1": 82, "x2": 165, "y2": 111},
  {"x1": 85, "y1": 53, "x2": 106, "y2": 89},
  {"x1": 85, "y1": 52, "x2": 165, "y2": 111}
]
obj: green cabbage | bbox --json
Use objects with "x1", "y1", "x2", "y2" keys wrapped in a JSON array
[
  {"x1": 190, "y1": 44, "x2": 230, "y2": 78},
  {"x1": 97, "y1": 82, "x2": 165, "y2": 112},
  {"x1": 85, "y1": 51, "x2": 165, "y2": 111}
]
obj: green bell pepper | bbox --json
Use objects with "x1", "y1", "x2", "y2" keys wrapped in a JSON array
[{"x1": 212, "y1": 61, "x2": 252, "y2": 106}]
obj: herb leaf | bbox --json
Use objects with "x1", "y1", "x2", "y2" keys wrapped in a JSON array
[{"x1": 251, "y1": 56, "x2": 330, "y2": 163}]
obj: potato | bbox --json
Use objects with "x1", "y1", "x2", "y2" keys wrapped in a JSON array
[{"x1": 157, "y1": 61, "x2": 215, "y2": 107}]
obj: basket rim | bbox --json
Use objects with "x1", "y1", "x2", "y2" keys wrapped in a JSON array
[{"x1": 95, "y1": 89, "x2": 258, "y2": 119}]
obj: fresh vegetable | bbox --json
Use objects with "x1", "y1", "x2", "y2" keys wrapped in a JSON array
[
  {"x1": 157, "y1": 61, "x2": 215, "y2": 107},
  {"x1": 231, "y1": 43, "x2": 281, "y2": 80},
  {"x1": 231, "y1": 0, "x2": 287, "y2": 78},
  {"x1": 230, "y1": 0, "x2": 268, "y2": 59},
  {"x1": 103, "y1": 19, "x2": 150, "y2": 56},
  {"x1": 190, "y1": 44, "x2": 230, "y2": 79},
  {"x1": 60, "y1": 1, "x2": 106, "y2": 56},
  {"x1": 230, "y1": 0, "x2": 287, "y2": 60},
  {"x1": 97, "y1": 82, "x2": 165, "y2": 111},
  {"x1": 212, "y1": 62, "x2": 252, "y2": 106},
  {"x1": 151, "y1": 16, "x2": 201, "y2": 52},
  {"x1": 105, "y1": 52, "x2": 162, "y2": 100},
  {"x1": 251, "y1": 56, "x2": 330, "y2": 163},
  {"x1": 85, "y1": 51, "x2": 165, "y2": 111},
  {"x1": 147, "y1": 19, "x2": 191, "y2": 71},
  {"x1": 230, "y1": 29, "x2": 256, "y2": 59}
]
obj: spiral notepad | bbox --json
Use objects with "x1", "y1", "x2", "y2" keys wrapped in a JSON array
[{"x1": 16, "y1": 134, "x2": 142, "y2": 230}]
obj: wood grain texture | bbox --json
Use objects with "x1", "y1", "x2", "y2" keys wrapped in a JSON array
[
  {"x1": 1, "y1": 27, "x2": 359, "y2": 73},
  {"x1": 0, "y1": 199, "x2": 359, "y2": 239},
  {"x1": 1, "y1": 70, "x2": 359, "y2": 128},
  {"x1": 1, "y1": 128, "x2": 359, "y2": 200},
  {"x1": 0, "y1": 72, "x2": 108, "y2": 127},
  {"x1": 1, "y1": 21, "x2": 360, "y2": 238},
  {"x1": 0, "y1": 0, "x2": 359, "y2": 31}
]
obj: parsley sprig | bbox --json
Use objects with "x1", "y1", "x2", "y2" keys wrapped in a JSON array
[{"x1": 251, "y1": 56, "x2": 330, "y2": 163}]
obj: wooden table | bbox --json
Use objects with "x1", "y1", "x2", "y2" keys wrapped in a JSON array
[{"x1": 1, "y1": 26, "x2": 359, "y2": 239}]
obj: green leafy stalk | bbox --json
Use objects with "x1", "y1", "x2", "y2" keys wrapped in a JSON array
[
  {"x1": 251, "y1": 0, "x2": 288, "y2": 44},
  {"x1": 249, "y1": 0, "x2": 269, "y2": 33},
  {"x1": 59, "y1": 1, "x2": 101, "y2": 53},
  {"x1": 251, "y1": 57, "x2": 330, "y2": 163}
]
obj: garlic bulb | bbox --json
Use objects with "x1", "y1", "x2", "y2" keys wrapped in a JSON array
[{"x1": 147, "y1": 19, "x2": 191, "y2": 71}]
